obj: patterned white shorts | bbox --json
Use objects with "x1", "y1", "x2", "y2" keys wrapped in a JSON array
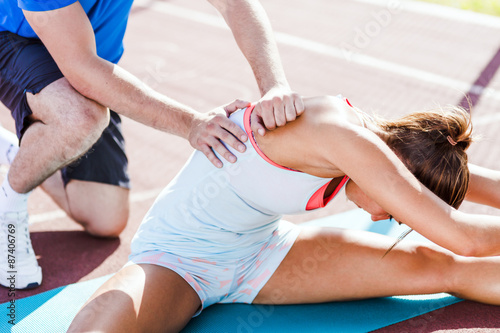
[{"x1": 128, "y1": 221, "x2": 300, "y2": 316}]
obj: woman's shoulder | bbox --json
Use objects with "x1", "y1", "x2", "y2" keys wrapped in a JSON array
[
  {"x1": 304, "y1": 95, "x2": 346, "y2": 109},
  {"x1": 256, "y1": 95, "x2": 353, "y2": 141},
  {"x1": 299, "y1": 95, "x2": 364, "y2": 128},
  {"x1": 257, "y1": 95, "x2": 364, "y2": 146},
  {"x1": 254, "y1": 95, "x2": 363, "y2": 176}
]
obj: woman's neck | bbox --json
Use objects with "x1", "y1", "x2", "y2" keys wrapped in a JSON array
[{"x1": 354, "y1": 108, "x2": 390, "y2": 144}]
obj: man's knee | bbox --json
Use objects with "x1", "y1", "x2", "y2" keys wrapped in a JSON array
[
  {"x1": 84, "y1": 214, "x2": 128, "y2": 238},
  {"x1": 66, "y1": 181, "x2": 130, "y2": 238},
  {"x1": 75, "y1": 205, "x2": 129, "y2": 238}
]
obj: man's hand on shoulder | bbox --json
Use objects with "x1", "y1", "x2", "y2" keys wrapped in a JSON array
[
  {"x1": 189, "y1": 99, "x2": 250, "y2": 168},
  {"x1": 251, "y1": 87, "x2": 304, "y2": 136}
]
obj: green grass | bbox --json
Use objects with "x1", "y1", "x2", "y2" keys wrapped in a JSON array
[{"x1": 418, "y1": 0, "x2": 500, "y2": 16}]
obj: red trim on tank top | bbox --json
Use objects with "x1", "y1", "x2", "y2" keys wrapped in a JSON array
[
  {"x1": 305, "y1": 175, "x2": 349, "y2": 211},
  {"x1": 243, "y1": 105, "x2": 296, "y2": 171}
]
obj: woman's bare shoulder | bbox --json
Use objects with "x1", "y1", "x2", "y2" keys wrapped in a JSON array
[
  {"x1": 259, "y1": 95, "x2": 362, "y2": 142},
  {"x1": 254, "y1": 95, "x2": 361, "y2": 176},
  {"x1": 303, "y1": 95, "x2": 349, "y2": 117},
  {"x1": 300, "y1": 95, "x2": 363, "y2": 126}
]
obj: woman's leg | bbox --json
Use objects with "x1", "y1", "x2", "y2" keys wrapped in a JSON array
[
  {"x1": 254, "y1": 226, "x2": 500, "y2": 305},
  {"x1": 68, "y1": 263, "x2": 201, "y2": 333}
]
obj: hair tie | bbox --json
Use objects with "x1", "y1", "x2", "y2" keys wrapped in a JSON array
[{"x1": 447, "y1": 135, "x2": 457, "y2": 146}]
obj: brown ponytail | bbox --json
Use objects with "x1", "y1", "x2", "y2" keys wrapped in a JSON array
[{"x1": 377, "y1": 105, "x2": 473, "y2": 209}]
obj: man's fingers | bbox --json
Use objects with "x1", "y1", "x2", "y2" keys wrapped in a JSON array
[
  {"x1": 224, "y1": 99, "x2": 251, "y2": 115},
  {"x1": 255, "y1": 102, "x2": 276, "y2": 131},
  {"x1": 293, "y1": 93, "x2": 305, "y2": 116},
  {"x1": 189, "y1": 111, "x2": 247, "y2": 167},
  {"x1": 272, "y1": 96, "x2": 286, "y2": 127},
  {"x1": 281, "y1": 95, "x2": 297, "y2": 123},
  {"x1": 250, "y1": 111, "x2": 266, "y2": 136},
  {"x1": 207, "y1": 136, "x2": 237, "y2": 164},
  {"x1": 217, "y1": 115, "x2": 248, "y2": 145},
  {"x1": 284, "y1": 102, "x2": 296, "y2": 122},
  {"x1": 254, "y1": 92, "x2": 304, "y2": 131},
  {"x1": 216, "y1": 127, "x2": 246, "y2": 154},
  {"x1": 198, "y1": 144, "x2": 223, "y2": 168}
]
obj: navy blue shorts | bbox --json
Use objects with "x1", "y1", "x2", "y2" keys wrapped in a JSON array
[{"x1": 0, "y1": 31, "x2": 130, "y2": 188}]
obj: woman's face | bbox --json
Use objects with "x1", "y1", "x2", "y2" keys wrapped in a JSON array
[{"x1": 345, "y1": 180, "x2": 391, "y2": 222}]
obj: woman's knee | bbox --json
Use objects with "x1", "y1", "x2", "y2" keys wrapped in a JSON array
[{"x1": 68, "y1": 267, "x2": 140, "y2": 332}]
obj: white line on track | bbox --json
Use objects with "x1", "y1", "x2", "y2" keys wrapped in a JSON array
[
  {"x1": 354, "y1": 0, "x2": 500, "y2": 29},
  {"x1": 29, "y1": 187, "x2": 163, "y2": 225},
  {"x1": 30, "y1": 209, "x2": 67, "y2": 224},
  {"x1": 136, "y1": 1, "x2": 500, "y2": 102}
]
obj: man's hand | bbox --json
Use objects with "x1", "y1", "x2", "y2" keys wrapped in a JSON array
[
  {"x1": 251, "y1": 87, "x2": 304, "y2": 136},
  {"x1": 189, "y1": 99, "x2": 251, "y2": 168}
]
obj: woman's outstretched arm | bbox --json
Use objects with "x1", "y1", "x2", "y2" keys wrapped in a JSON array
[{"x1": 466, "y1": 164, "x2": 500, "y2": 209}]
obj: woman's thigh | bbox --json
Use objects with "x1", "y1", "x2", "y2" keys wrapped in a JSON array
[
  {"x1": 254, "y1": 226, "x2": 456, "y2": 304},
  {"x1": 68, "y1": 263, "x2": 201, "y2": 333}
]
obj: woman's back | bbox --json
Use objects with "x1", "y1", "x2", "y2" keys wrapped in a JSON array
[{"x1": 130, "y1": 98, "x2": 353, "y2": 260}]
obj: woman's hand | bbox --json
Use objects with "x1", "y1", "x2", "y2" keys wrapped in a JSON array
[{"x1": 188, "y1": 99, "x2": 251, "y2": 168}]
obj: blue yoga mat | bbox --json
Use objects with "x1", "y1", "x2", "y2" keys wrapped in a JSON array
[
  {"x1": 184, "y1": 294, "x2": 460, "y2": 333},
  {"x1": 1, "y1": 274, "x2": 113, "y2": 333},
  {"x1": 0, "y1": 209, "x2": 462, "y2": 333}
]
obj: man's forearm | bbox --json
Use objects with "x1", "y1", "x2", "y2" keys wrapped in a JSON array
[
  {"x1": 68, "y1": 57, "x2": 197, "y2": 139},
  {"x1": 212, "y1": 0, "x2": 289, "y2": 96}
]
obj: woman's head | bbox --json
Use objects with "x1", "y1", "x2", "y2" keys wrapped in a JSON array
[
  {"x1": 377, "y1": 105, "x2": 473, "y2": 209},
  {"x1": 347, "y1": 105, "x2": 473, "y2": 256}
]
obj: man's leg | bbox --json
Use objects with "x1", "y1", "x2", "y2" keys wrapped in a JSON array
[
  {"x1": 42, "y1": 176, "x2": 129, "y2": 237},
  {"x1": 0, "y1": 80, "x2": 108, "y2": 289},
  {"x1": 0, "y1": 32, "x2": 109, "y2": 289},
  {"x1": 1, "y1": 115, "x2": 130, "y2": 237},
  {"x1": 9, "y1": 78, "x2": 108, "y2": 193},
  {"x1": 40, "y1": 110, "x2": 131, "y2": 237}
]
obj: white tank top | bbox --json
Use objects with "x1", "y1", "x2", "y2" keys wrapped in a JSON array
[{"x1": 131, "y1": 98, "x2": 351, "y2": 260}]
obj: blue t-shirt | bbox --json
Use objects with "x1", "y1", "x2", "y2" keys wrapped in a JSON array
[{"x1": 0, "y1": 0, "x2": 134, "y2": 63}]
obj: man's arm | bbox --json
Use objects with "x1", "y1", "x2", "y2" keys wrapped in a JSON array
[
  {"x1": 209, "y1": 0, "x2": 304, "y2": 135},
  {"x1": 23, "y1": 2, "x2": 248, "y2": 168}
]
